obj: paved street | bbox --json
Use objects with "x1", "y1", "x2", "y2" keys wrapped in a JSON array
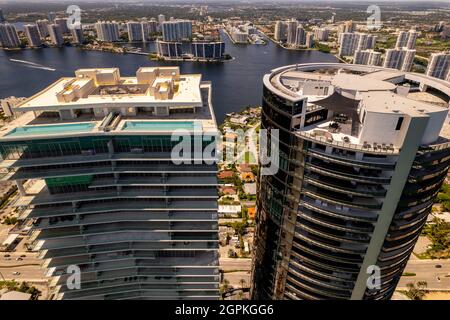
[
  {"x1": 0, "y1": 252, "x2": 44, "y2": 282},
  {"x1": 220, "y1": 257, "x2": 251, "y2": 272},
  {"x1": 397, "y1": 259, "x2": 450, "y2": 290}
]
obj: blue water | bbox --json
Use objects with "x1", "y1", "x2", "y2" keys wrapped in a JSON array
[
  {"x1": 0, "y1": 30, "x2": 338, "y2": 124},
  {"x1": 6, "y1": 123, "x2": 95, "y2": 136},
  {"x1": 122, "y1": 121, "x2": 199, "y2": 131}
]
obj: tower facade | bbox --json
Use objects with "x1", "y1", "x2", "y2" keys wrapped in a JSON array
[{"x1": 251, "y1": 63, "x2": 450, "y2": 300}]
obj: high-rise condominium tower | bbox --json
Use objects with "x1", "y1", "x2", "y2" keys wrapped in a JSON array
[
  {"x1": 426, "y1": 53, "x2": 450, "y2": 80},
  {"x1": 95, "y1": 21, "x2": 120, "y2": 42},
  {"x1": 48, "y1": 23, "x2": 64, "y2": 47},
  {"x1": 24, "y1": 24, "x2": 42, "y2": 47},
  {"x1": 127, "y1": 21, "x2": 143, "y2": 42},
  {"x1": 274, "y1": 21, "x2": 286, "y2": 42},
  {"x1": 0, "y1": 23, "x2": 20, "y2": 48},
  {"x1": 161, "y1": 20, "x2": 192, "y2": 42},
  {"x1": 251, "y1": 63, "x2": 450, "y2": 300},
  {"x1": 36, "y1": 19, "x2": 50, "y2": 38},
  {"x1": 0, "y1": 67, "x2": 219, "y2": 300}
]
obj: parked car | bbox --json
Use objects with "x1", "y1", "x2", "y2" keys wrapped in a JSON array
[
  {"x1": 3, "y1": 254, "x2": 10, "y2": 258},
  {"x1": 435, "y1": 264, "x2": 442, "y2": 268},
  {"x1": 12, "y1": 271, "x2": 20, "y2": 275}
]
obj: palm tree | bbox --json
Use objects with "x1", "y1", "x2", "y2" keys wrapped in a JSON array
[{"x1": 239, "y1": 278, "x2": 247, "y2": 289}]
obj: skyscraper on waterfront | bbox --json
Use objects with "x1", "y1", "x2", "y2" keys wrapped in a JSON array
[
  {"x1": 127, "y1": 21, "x2": 143, "y2": 42},
  {"x1": 48, "y1": 24, "x2": 64, "y2": 47},
  {"x1": 36, "y1": 19, "x2": 50, "y2": 38},
  {"x1": 305, "y1": 32, "x2": 314, "y2": 48},
  {"x1": 70, "y1": 26, "x2": 84, "y2": 44},
  {"x1": 95, "y1": 21, "x2": 120, "y2": 42},
  {"x1": 314, "y1": 28, "x2": 329, "y2": 41},
  {"x1": 294, "y1": 25, "x2": 306, "y2": 47},
  {"x1": 156, "y1": 40, "x2": 183, "y2": 58},
  {"x1": 251, "y1": 63, "x2": 450, "y2": 300},
  {"x1": 426, "y1": 53, "x2": 450, "y2": 80},
  {"x1": 286, "y1": 19, "x2": 298, "y2": 45},
  {"x1": 0, "y1": 23, "x2": 20, "y2": 48},
  {"x1": 161, "y1": 20, "x2": 192, "y2": 42},
  {"x1": 0, "y1": 67, "x2": 219, "y2": 300},
  {"x1": 24, "y1": 24, "x2": 42, "y2": 47},
  {"x1": 140, "y1": 19, "x2": 158, "y2": 41},
  {"x1": 54, "y1": 17, "x2": 69, "y2": 34},
  {"x1": 274, "y1": 21, "x2": 286, "y2": 42},
  {"x1": 191, "y1": 41, "x2": 225, "y2": 59}
]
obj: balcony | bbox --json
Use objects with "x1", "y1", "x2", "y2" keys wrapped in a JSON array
[{"x1": 34, "y1": 211, "x2": 218, "y2": 230}]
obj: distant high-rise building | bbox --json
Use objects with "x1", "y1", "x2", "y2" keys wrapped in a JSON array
[
  {"x1": 95, "y1": 21, "x2": 120, "y2": 42},
  {"x1": 252, "y1": 62, "x2": 450, "y2": 301},
  {"x1": 353, "y1": 49, "x2": 381, "y2": 66},
  {"x1": 191, "y1": 41, "x2": 225, "y2": 59},
  {"x1": 0, "y1": 23, "x2": 20, "y2": 48},
  {"x1": 384, "y1": 48, "x2": 405, "y2": 69},
  {"x1": 395, "y1": 31, "x2": 408, "y2": 48},
  {"x1": 140, "y1": 19, "x2": 157, "y2": 41},
  {"x1": 401, "y1": 49, "x2": 416, "y2": 72},
  {"x1": 156, "y1": 40, "x2": 182, "y2": 58},
  {"x1": 54, "y1": 17, "x2": 69, "y2": 34},
  {"x1": 314, "y1": 28, "x2": 329, "y2": 41},
  {"x1": 161, "y1": 20, "x2": 192, "y2": 42},
  {"x1": 158, "y1": 14, "x2": 166, "y2": 24},
  {"x1": 384, "y1": 48, "x2": 415, "y2": 71},
  {"x1": 24, "y1": 24, "x2": 42, "y2": 47},
  {"x1": 305, "y1": 32, "x2": 314, "y2": 48},
  {"x1": 330, "y1": 13, "x2": 336, "y2": 24},
  {"x1": 230, "y1": 27, "x2": 248, "y2": 44},
  {"x1": 127, "y1": 21, "x2": 143, "y2": 42},
  {"x1": 286, "y1": 19, "x2": 298, "y2": 45},
  {"x1": 338, "y1": 20, "x2": 355, "y2": 34},
  {"x1": 70, "y1": 26, "x2": 84, "y2": 44},
  {"x1": 435, "y1": 21, "x2": 445, "y2": 33},
  {"x1": 48, "y1": 12, "x2": 55, "y2": 22},
  {"x1": 396, "y1": 30, "x2": 417, "y2": 50},
  {"x1": 406, "y1": 30, "x2": 418, "y2": 50},
  {"x1": 48, "y1": 23, "x2": 64, "y2": 47},
  {"x1": 426, "y1": 53, "x2": 450, "y2": 80},
  {"x1": 274, "y1": 21, "x2": 286, "y2": 42},
  {"x1": 441, "y1": 25, "x2": 450, "y2": 39},
  {"x1": 294, "y1": 25, "x2": 306, "y2": 46},
  {"x1": 0, "y1": 8, "x2": 5, "y2": 23},
  {"x1": 339, "y1": 33, "x2": 375, "y2": 57},
  {"x1": 36, "y1": 19, "x2": 50, "y2": 38}
]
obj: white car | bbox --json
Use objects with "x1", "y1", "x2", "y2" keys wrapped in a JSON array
[{"x1": 12, "y1": 271, "x2": 20, "y2": 276}]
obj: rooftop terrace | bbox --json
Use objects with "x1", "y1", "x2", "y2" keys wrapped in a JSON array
[{"x1": 0, "y1": 67, "x2": 217, "y2": 141}]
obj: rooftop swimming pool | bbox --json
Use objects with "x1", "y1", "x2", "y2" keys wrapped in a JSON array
[
  {"x1": 122, "y1": 121, "x2": 202, "y2": 132},
  {"x1": 5, "y1": 123, "x2": 95, "y2": 137}
]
